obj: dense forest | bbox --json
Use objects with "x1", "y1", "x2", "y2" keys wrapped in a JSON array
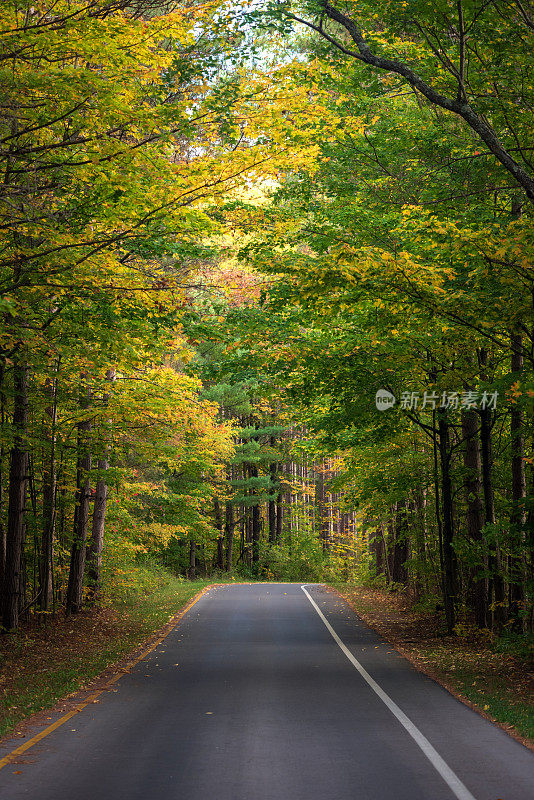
[{"x1": 0, "y1": 0, "x2": 532, "y2": 637}]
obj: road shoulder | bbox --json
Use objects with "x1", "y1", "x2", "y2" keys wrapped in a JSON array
[{"x1": 331, "y1": 584, "x2": 534, "y2": 751}]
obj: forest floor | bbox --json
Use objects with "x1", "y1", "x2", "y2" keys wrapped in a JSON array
[
  {"x1": 335, "y1": 585, "x2": 534, "y2": 750},
  {"x1": 0, "y1": 577, "x2": 213, "y2": 740}
]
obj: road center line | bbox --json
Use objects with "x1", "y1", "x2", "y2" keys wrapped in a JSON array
[{"x1": 300, "y1": 585, "x2": 477, "y2": 800}]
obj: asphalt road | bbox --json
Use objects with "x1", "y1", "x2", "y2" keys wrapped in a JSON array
[{"x1": 1, "y1": 583, "x2": 533, "y2": 800}]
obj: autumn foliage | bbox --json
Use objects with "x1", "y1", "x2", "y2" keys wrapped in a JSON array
[{"x1": 0, "y1": 0, "x2": 532, "y2": 639}]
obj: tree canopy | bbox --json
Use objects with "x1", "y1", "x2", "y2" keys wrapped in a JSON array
[{"x1": 0, "y1": 0, "x2": 532, "y2": 636}]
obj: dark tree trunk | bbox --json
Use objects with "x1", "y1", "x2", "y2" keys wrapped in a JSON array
[
  {"x1": 413, "y1": 491, "x2": 428, "y2": 599},
  {"x1": 86, "y1": 369, "x2": 113, "y2": 603},
  {"x1": 276, "y1": 491, "x2": 283, "y2": 543},
  {"x1": 214, "y1": 497, "x2": 223, "y2": 533},
  {"x1": 0, "y1": 443, "x2": 4, "y2": 598},
  {"x1": 225, "y1": 499, "x2": 234, "y2": 573},
  {"x1": 432, "y1": 413, "x2": 445, "y2": 604},
  {"x1": 315, "y1": 459, "x2": 329, "y2": 552},
  {"x1": 370, "y1": 520, "x2": 386, "y2": 579},
  {"x1": 40, "y1": 374, "x2": 58, "y2": 612},
  {"x1": 2, "y1": 361, "x2": 29, "y2": 632},
  {"x1": 461, "y1": 409, "x2": 487, "y2": 627},
  {"x1": 509, "y1": 333, "x2": 527, "y2": 629},
  {"x1": 243, "y1": 463, "x2": 252, "y2": 567},
  {"x1": 0, "y1": 365, "x2": 6, "y2": 596},
  {"x1": 480, "y1": 407, "x2": 496, "y2": 529},
  {"x1": 252, "y1": 503, "x2": 260, "y2": 564},
  {"x1": 438, "y1": 414, "x2": 456, "y2": 633},
  {"x1": 65, "y1": 381, "x2": 92, "y2": 615},
  {"x1": 268, "y1": 496, "x2": 276, "y2": 544},
  {"x1": 216, "y1": 534, "x2": 224, "y2": 571},
  {"x1": 392, "y1": 502, "x2": 409, "y2": 585},
  {"x1": 379, "y1": 522, "x2": 391, "y2": 584},
  {"x1": 479, "y1": 350, "x2": 505, "y2": 630},
  {"x1": 269, "y1": 436, "x2": 277, "y2": 543},
  {"x1": 188, "y1": 540, "x2": 196, "y2": 578},
  {"x1": 86, "y1": 460, "x2": 108, "y2": 601},
  {"x1": 250, "y1": 464, "x2": 260, "y2": 565},
  {"x1": 214, "y1": 497, "x2": 224, "y2": 570}
]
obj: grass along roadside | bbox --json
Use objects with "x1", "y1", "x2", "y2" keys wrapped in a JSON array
[
  {"x1": 333, "y1": 584, "x2": 534, "y2": 749},
  {"x1": 0, "y1": 573, "x2": 214, "y2": 740}
]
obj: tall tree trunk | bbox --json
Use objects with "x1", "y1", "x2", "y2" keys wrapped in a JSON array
[
  {"x1": 438, "y1": 414, "x2": 456, "y2": 633},
  {"x1": 509, "y1": 332, "x2": 527, "y2": 630},
  {"x1": 252, "y1": 502, "x2": 260, "y2": 565},
  {"x1": 461, "y1": 409, "x2": 487, "y2": 627},
  {"x1": 216, "y1": 534, "x2": 224, "y2": 571},
  {"x1": 0, "y1": 444, "x2": 4, "y2": 599},
  {"x1": 326, "y1": 466, "x2": 333, "y2": 550},
  {"x1": 225, "y1": 498, "x2": 234, "y2": 573},
  {"x1": 250, "y1": 464, "x2": 260, "y2": 566},
  {"x1": 371, "y1": 520, "x2": 386, "y2": 579},
  {"x1": 375, "y1": 525, "x2": 384, "y2": 577},
  {"x1": 243, "y1": 463, "x2": 251, "y2": 567},
  {"x1": 276, "y1": 491, "x2": 283, "y2": 543},
  {"x1": 432, "y1": 413, "x2": 445, "y2": 603},
  {"x1": 268, "y1": 493, "x2": 276, "y2": 545},
  {"x1": 213, "y1": 497, "x2": 224, "y2": 570},
  {"x1": 0, "y1": 364, "x2": 6, "y2": 597},
  {"x1": 315, "y1": 459, "x2": 329, "y2": 552},
  {"x1": 86, "y1": 369, "x2": 114, "y2": 603},
  {"x1": 413, "y1": 490, "x2": 428, "y2": 599},
  {"x1": 40, "y1": 372, "x2": 58, "y2": 612},
  {"x1": 479, "y1": 350, "x2": 505, "y2": 630},
  {"x1": 528, "y1": 442, "x2": 534, "y2": 633},
  {"x1": 379, "y1": 522, "x2": 391, "y2": 584},
  {"x1": 268, "y1": 436, "x2": 277, "y2": 543},
  {"x1": 188, "y1": 540, "x2": 196, "y2": 578},
  {"x1": 2, "y1": 361, "x2": 29, "y2": 632},
  {"x1": 392, "y1": 501, "x2": 409, "y2": 585},
  {"x1": 65, "y1": 380, "x2": 92, "y2": 615},
  {"x1": 85, "y1": 459, "x2": 108, "y2": 601}
]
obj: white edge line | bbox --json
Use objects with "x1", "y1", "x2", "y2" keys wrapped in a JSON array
[{"x1": 301, "y1": 584, "x2": 477, "y2": 800}]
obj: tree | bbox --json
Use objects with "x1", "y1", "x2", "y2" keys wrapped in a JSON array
[{"x1": 268, "y1": 0, "x2": 534, "y2": 200}]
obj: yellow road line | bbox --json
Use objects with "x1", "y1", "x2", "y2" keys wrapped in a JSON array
[{"x1": 0, "y1": 584, "x2": 213, "y2": 771}]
